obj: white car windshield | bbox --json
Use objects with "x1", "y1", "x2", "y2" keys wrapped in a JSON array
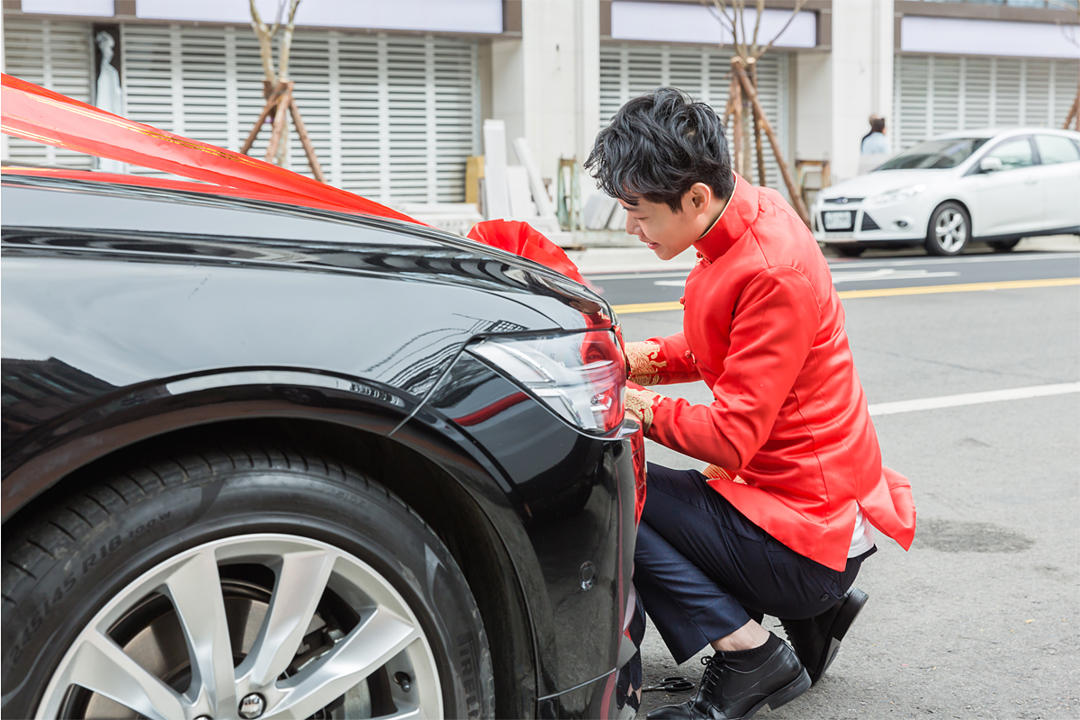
[{"x1": 876, "y1": 137, "x2": 990, "y2": 171}]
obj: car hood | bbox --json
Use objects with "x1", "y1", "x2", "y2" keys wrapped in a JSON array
[
  {"x1": 819, "y1": 169, "x2": 954, "y2": 201},
  {"x1": 1, "y1": 74, "x2": 610, "y2": 331},
  {"x1": 1, "y1": 178, "x2": 612, "y2": 334}
]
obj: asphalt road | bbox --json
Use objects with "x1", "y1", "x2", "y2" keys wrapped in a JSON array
[
  {"x1": 591, "y1": 250, "x2": 1080, "y2": 308},
  {"x1": 596, "y1": 249, "x2": 1080, "y2": 719}
]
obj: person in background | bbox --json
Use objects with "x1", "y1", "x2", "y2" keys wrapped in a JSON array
[
  {"x1": 861, "y1": 115, "x2": 889, "y2": 155},
  {"x1": 857, "y1": 115, "x2": 890, "y2": 175},
  {"x1": 586, "y1": 88, "x2": 916, "y2": 720}
]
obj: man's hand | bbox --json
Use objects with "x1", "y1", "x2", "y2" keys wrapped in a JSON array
[{"x1": 625, "y1": 383, "x2": 661, "y2": 431}]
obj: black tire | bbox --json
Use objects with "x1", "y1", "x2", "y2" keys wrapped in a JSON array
[
  {"x1": 835, "y1": 245, "x2": 865, "y2": 258},
  {"x1": 925, "y1": 201, "x2": 970, "y2": 256},
  {"x1": 2, "y1": 443, "x2": 495, "y2": 719},
  {"x1": 988, "y1": 238, "x2": 1021, "y2": 253}
]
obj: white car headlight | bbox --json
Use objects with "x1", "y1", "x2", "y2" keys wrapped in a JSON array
[
  {"x1": 868, "y1": 184, "x2": 926, "y2": 206},
  {"x1": 468, "y1": 330, "x2": 626, "y2": 434}
]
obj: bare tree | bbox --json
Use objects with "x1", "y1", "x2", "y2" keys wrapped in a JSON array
[
  {"x1": 241, "y1": 0, "x2": 326, "y2": 180},
  {"x1": 704, "y1": 0, "x2": 809, "y2": 225}
]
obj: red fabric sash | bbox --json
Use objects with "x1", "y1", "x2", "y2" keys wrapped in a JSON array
[
  {"x1": 2, "y1": 74, "x2": 592, "y2": 287},
  {"x1": 1, "y1": 73, "x2": 414, "y2": 221}
]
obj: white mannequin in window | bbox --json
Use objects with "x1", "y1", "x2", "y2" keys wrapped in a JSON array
[{"x1": 95, "y1": 31, "x2": 124, "y2": 172}]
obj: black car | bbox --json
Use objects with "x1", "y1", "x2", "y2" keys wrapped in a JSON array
[{"x1": 1, "y1": 171, "x2": 641, "y2": 719}]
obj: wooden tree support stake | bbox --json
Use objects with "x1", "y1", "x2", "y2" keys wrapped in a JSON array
[
  {"x1": 730, "y1": 74, "x2": 744, "y2": 178},
  {"x1": 265, "y1": 85, "x2": 291, "y2": 163},
  {"x1": 1065, "y1": 74, "x2": 1079, "y2": 131},
  {"x1": 749, "y1": 60, "x2": 767, "y2": 188},
  {"x1": 731, "y1": 58, "x2": 811, "y2": 226},
  {"x1": 239, "y1": 79, "x2": 325, "y2": 182},
  {"x1": 288, "y1": 97, "x2": 325, "y2": 182}
]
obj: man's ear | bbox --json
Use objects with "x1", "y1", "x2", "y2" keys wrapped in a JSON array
[{"x1": 685, "y1": 182, "x2": 713, "y2": 214}]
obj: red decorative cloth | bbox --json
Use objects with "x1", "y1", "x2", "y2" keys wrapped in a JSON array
[
  {"x1": 466, "y1": 220, "x2": 646, "y2": 522},
  {"x1": 1, "y1": 73, "x2": 415, "y2": 222},
  {"x1": 466, "y1": 219, "x2": 587, "y2": 285},
  {"x1": 642, "y1": 175, "x2": 915, "y2": 571}
]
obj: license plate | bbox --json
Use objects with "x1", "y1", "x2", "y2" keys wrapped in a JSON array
[{"x1": 823, "y1": 210, "x2": 854, "y2": 231}]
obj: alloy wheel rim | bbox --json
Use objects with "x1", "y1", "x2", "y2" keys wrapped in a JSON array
[
  {"x1": 36, "y1": 533, "x2": 443, "y2": 720},
  {"x1": 935, "y1": 210, "x2": 967, "y2": 252}
]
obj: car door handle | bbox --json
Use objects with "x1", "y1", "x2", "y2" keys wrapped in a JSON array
[{"x1": 1024, "y1": 179, "x2": 1038, "y2": 185}]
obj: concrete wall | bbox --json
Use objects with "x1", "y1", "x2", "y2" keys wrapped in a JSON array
[
  {"x1": 829, "y1": 0, "x2": 894, "y2": 181},
  {"x1": 795, "y1": 52, "x2": 832, "y2": 166},
  {"x1": 489, "y1": 0, "x2": 599, "y2": 185}
]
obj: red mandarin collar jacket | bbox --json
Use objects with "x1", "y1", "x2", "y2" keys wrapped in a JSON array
[{"x1": 638, "y1": 175, "x2": 915, "y2": 571}]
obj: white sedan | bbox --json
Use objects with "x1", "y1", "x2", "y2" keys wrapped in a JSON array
[{"x1": 812, "y1": 128, "x2": 1080, "y2": 256}]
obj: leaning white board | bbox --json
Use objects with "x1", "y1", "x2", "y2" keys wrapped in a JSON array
[
  {"x1": 483, "y1": 119, "x2": 511, "y2": 220},
  {"x1": 512, "y1": 137, "x2": 555, "y2": 218}
]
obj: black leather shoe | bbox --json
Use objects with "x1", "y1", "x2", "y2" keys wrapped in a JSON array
[
  {"x1": 781, "y1": 587, "x2": 868, "y2": 684},
  {"x1": 645, "y1": 640, "x2": 810, "y2": 720}
]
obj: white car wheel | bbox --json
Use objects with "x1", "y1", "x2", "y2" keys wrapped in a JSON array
[
  {"x1": 2, "y1": 444, "x2": 495, "y2": 720},
  {"x1": 926, "y1": 202, "x2": 969, "y2": 256},
  {"x1": 37, "y1": 534, "x2": 443, "y2": 720}
]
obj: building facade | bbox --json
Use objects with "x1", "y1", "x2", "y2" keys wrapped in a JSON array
[{"x1": 2, "y1": 0, "x2": 1078, "y2": 207}]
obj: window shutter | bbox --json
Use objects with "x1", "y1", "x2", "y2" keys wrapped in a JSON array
[
  {"x1": 995, "y1": 59, "x2": 1023, "y2": 128},
  {"x1": 116, "y1": 24, "x2": 477, "y2": 202},
  {"x1": 895, "y1": 55, "x2": 1080, "y2": 151},
  {"x1": 1021, "y1": 59, "x2": 1052, "y2": 127},
  {"x1": 894, "y1": 55, "x2": 929, "y2": 153},
  {"x1": 931, "y1": 56, "x2": 963, "y2": 137},
  {"x1": 3, "y1": 18, "x2": 94, "y2": 168},
  {"x1": 962, "y1": 57, "x2": 993, "y2": 130}
]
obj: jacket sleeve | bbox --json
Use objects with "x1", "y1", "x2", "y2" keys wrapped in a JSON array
[
  {"x1": 625, "y1": 333, "x2": 701, "y2": 386},
  {"x1": 645, "y1": 267, "x2": 821, "y2": 469}
]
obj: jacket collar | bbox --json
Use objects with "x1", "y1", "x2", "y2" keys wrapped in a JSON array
[{"x1": 693, "y1": 174, "x2": 759, "y2": 262}]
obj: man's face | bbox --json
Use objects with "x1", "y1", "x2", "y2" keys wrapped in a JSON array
[{"x1": 620, "y1": 191, "x2": 703, "y2": 261}]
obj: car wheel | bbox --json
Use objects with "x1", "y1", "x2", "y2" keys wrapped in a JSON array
[
  {"x1": 925, "y1": 202, "x2": 970, "y2": 256},
  {"x1": 988, "y1": 238, "x2": 1021, "y2": 253},
  {"x1": 1, "y1": 443, "x2": 495, "y2": 720},
  {"x1": 834, "y1": 245, "x2": 865, "y2": 258}
]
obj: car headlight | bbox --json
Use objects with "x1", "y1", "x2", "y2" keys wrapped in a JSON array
[
  {"x1": 868, "y1": 184, "x2": 926, "y2": 206},
  {"x1": 468, "y1": 330, "x2": 626, "y2": 434}
]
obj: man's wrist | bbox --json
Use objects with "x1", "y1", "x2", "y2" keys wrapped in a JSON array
[
  {"x1": 625, "y1": 385, "x2": 661, "y2": 431},
  {"x1": 625, "y1": 340, "x2": 667, "y2": 386}
]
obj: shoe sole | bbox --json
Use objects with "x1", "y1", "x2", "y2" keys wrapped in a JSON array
[
  {"x1": 738, "y1": 668, "x2": 812, "y2": 720},
  {"x1": 812, "y1": 587, "x2": 869, "y2": 683}
]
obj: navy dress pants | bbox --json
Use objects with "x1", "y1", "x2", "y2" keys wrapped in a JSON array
[{"x1": 634, "y1": 463, "x2": 870, "y2": 663}]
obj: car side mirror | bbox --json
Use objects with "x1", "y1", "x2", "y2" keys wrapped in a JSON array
[{"x1": 979, "y1": 157, "x2": 1003, "y2": 173}]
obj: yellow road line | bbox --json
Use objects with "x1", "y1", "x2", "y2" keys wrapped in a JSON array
[
  {"x1": 610, "y1": 300, "x2": 686, "y2": 314},
  {"x1": 837, "y1": 277, "x2": 1080, "y2": 298},
  {"x1": 611, "y1": 277, "x2": 1080, "y2": 315}
]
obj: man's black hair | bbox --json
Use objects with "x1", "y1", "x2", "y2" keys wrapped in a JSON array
[{"x1": 585, "y1": 87, "x2": 733, "y2": 212}]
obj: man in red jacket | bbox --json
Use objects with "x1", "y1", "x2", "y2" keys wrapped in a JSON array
[{"x1": 586, "y1": 88, "x2": 915, "y2": 720}]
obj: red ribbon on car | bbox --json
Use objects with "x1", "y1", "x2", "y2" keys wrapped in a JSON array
[
  {"x1": 1, "y1": 73, "x2": 416, "y2": 222},
  {"x1": 1, "y1": 74, "x2": 597, "y2": 288}
]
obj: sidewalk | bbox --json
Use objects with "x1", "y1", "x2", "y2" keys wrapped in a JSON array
[{"x1": 565, "y1": 232, "x2": 1080, "y2": 276}]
